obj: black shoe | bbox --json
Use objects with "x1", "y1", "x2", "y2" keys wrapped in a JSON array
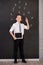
[
  {"x1": 22, "y1": 60, "x2": 27, "y2": 63},
  {"x1": 14, "y1": 60, "x2": 17, "y2": 63}
]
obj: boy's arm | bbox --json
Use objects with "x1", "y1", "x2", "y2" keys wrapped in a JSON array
[
  {"x1": 9, "y1": 31, "x2": 17, "y2": 40},
  {"x1": 24, "y1": 17, "x2": 30, "y2": 30},
  {"x1": 9, "y1": 24, "x2": 17, "y2": 40}
]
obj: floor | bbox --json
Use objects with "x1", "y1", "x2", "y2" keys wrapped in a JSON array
[{"x1": 0, "y1": 61, "x2": 43, "y2": 65}]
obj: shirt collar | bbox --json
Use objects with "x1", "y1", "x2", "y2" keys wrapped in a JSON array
[{"x1": 16, "y1": 22, "x2": 21, "y2": 24}]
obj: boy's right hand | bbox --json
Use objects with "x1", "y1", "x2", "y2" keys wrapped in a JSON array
[
  {"x1": 9, "y1": 31, "x2": 17, "y2": 40},
  {"x1": 13, "y1": 36, "x2": 17, "y2": 40}
]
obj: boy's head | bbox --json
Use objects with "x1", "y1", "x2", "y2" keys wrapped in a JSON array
[{"x1": 16, "y1": 14, "x2": 22, "y2": 22}]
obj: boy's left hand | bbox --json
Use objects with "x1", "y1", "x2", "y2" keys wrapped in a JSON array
[{"x1": 25, "y1": 17, "x2": 29, "y2": 23}]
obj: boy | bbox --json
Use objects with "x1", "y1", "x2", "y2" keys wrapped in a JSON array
[{"x1": 9, "y1": 14, "x2": 30, "y2": 63}]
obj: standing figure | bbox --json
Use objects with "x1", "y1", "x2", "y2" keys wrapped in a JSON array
[{"x1": 9, "y1": 14, "x2": 30, "y2": 63}]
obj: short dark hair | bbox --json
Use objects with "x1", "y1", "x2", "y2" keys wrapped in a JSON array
[{"x1": 16, "y1": 14, "x2": 22, "y2": 17}]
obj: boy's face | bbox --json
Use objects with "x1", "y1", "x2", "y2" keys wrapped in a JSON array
[{"x1": 16, "y1": 15, "x2": 22, "y2": 22}]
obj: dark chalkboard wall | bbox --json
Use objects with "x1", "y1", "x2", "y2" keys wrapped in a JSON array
[{"x1": 0, "y1": 0, "x2": 39, "y2": 59}]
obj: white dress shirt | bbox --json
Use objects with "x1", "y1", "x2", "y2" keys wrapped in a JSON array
[{"x1": 9, "y1": 22, "x2": 27, "y2": 39}]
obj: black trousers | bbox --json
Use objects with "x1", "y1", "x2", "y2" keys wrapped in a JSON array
[{"x1": 14, "y1": 39, "x2": 25, "y2": 60}]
